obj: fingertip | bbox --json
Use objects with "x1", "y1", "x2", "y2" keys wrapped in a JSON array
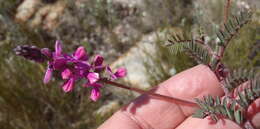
[
  {"x1": 158, "y1": 64, "x2": 223, "y2": 116},
  {"x1": 98, "y1": 111, "x2": 142, "y2": 129},
  {"x1": 176, "y1": 116, "x2": 242, "y2": 129},
  {"x1": 247, "y1": 98, "x2": 260, "y2": 128},
  {"x1": 160, "y1": 64, "x2": 221, "y2": 98}
]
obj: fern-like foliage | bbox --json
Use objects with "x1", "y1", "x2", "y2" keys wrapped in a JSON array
[
  {"x1": 167, "y1": 35, "x2": 210, "y2": 64},
  {"x1": 183, "y1": 41, "x2": 210, "y2": 64},
  {"x1": 236, "y1": 79, "x2": 260, "y2": 108},
  {"x1": 216, "y1": 10, "x2": 252, "y2": 46},
  {"x1": 193, "y1": 96, "x2": 244, "y2": 124},
  {"x1": 224, "y1": 69, "x2": 259, "y2": 92},
  {"x1": 165, "y1": 5, "x2": 258, "y2": 128},
  {"x1": 194, "y1": 78, "x2": 260, "y2": 125},
  {"x1": 166, "y1": 10, "x2": 252, "y2": 70}
]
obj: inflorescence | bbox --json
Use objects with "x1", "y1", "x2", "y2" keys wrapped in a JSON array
[{"x1": 14, "y1": 40, "x2": 126, "y2": 101}]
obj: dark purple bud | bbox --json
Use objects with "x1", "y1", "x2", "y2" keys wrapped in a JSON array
[
  {"x1": 14, "y1": 45, "x2": 47, "y2": 63},
  {"x1": 94, "y1": 55, "x2": 103, "y2": 66},
  {"x1": 41, "y1": 48, "x2": 53, "y2": 58},
  {"x1": 215, "y1": 63, "x2": 229, "y2": 80}
]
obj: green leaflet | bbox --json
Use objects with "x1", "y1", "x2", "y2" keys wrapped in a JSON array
[
  {"x1": 224, "y1": 68, "x2": 258, "y2": 92},
  {"x1": 167, "y1": 40, "x2": 210, "y2": 65},
  {"x1": 166, "y1": 10, "x2": 252, "y2": 69},
  {"x1": 216, "y1": 10, "x2": 252, "y2": 47},
  {"x1": 166, "y1": 8, "x2": 258, "y2": 127},
  {"x1": 193, "y1": 78, "x2": 260, "y2": 125},
  {"x1": 192, "y1": 109, "x2": 206, "y2": 118},
  {"x1": 234, "y1": 110, "x2": 243, "y2": 124},
  {"x1": 193, "y1": 95, "x2": 246, "y2": 124}
]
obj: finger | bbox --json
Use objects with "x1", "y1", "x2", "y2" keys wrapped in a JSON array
[
  {"x1": 176, "y1": 117, "x2": 242, "y2": 129},
  {"x1": 247, "y1": 98, "x2": 260, "y2": 128},
  {"x1": 98, "y1": 65, "x2": 223, "y2": 129}
]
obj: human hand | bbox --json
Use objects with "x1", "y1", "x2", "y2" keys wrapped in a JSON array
[{"x1": 98, "y1": 65, "x2": 260, "y2": 129}]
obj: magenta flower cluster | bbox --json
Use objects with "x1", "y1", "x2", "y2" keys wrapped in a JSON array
[{"x1": 15, "y1": 40, "x2": 126, "y2": 101}]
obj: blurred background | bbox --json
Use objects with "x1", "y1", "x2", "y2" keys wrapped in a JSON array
[{"x1": 0, "y1": 0, "x2": 259, "y2": 128}]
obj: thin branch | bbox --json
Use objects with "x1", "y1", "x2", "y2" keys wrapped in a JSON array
[
  {"x1": 219, "y1": 0, "x2": 232, "y2": 58},
  {"x1": 102, "y1": 79, "x2": 197, "y2": 106},
  {"x1": 224, "y1": 0, "x2": 232, "y2": 26}
]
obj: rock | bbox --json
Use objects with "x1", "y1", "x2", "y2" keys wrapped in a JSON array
[
  {"x1": 111, "y1": 23, "x2": 141, "y2": 44},
  {"x1": 15, "y1": 0, "x2": 42, "y2": 22},
  {"x1": 41, "y1": 1, "x2": 66, "y2": 30},
  {"x1": 112, "y1": 0, "x2": 143, "y2": 7},
  {"x1": 110, "y1": 28, "x2": 179, "y2": 91},
  {"x1": 15, "y1": 0, "x2": 66, "y2": 31}
]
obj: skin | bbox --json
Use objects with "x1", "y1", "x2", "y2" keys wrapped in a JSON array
[{"x1": 98, "y1": 65, "x2": 259, "y2": 129}]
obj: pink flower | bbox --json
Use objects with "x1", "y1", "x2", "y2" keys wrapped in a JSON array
[
  {"x1": 61, "y1": 68, "x2": 72, "y2": 79},
  {"x1": 85, "y1": 83, "x2": 102, "y2": 101},
  {"x1": 62, "y1": 78, "x2": 75, "y2": 92},
  {"x1": 55, "y1": 40, "x2": 62, "y2": 57},
  {"x1": 90, "y1": 88, "x2": 100, "y2": 101},
  {"x1": 43, "y1": 66, "x2": 53, "y2": 84},
  {"x1": 106, "y1": 67, "x2": 127, "y2": 80},
  {"x1": 87, "y1": 72, "x2": 99, "y2": 84},
  {"x1": 43, "y1": 40, "x2": 67, "y2": 84},
  {"x1": 114, "y1": 68, "x2": 127, "y2": 78},
  {"x1": 15, "y1": 40, "x2": 128, "y2": 102},
  {"x1": 73, "y1": 46, "x2": 88, "y2": 61}
]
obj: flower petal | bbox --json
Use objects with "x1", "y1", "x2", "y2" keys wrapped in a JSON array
[
  {"x1": 90, "y1": 88, "x2": 100, "y2": 101},
  {"x1": 74, "y1": 46, "x2": 88, "y2": 60},
  {"x1": 94, "y1": 55, "x2": 103, "y2": 66},
  {"x1": 53, "y1": 58, "x2": 67, "y2": 70},
  {"x1": 61, "y1": 69, "x2": 72, "y2": 79},
  {"x1": 106, "y1": 66, "x2": 117, "y2": 80},
  {"x1": 114, "y1": 68, "x2": 127, "y2": 78},
  {"x1": 94, "y1": 65, "x2": 105, "y2": 72},
  {"x1": 87, "y1": 72, "x2": 99, "y2": 84},
  {"x1": 55, "y1": 40, "x2": 62, "y2": 56},
  {"x1": 74, "y1": 62, "x2": 91, "y2": 77},
  {"x1": 62, "y1": 78, "x2": 75, "y2": 92},
  {"x1": 75, "y1": 62, "x2": 90, "y2": 70},
  {"x1": 43, "y1": 66, "x2": 53, "y2": 84}
]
